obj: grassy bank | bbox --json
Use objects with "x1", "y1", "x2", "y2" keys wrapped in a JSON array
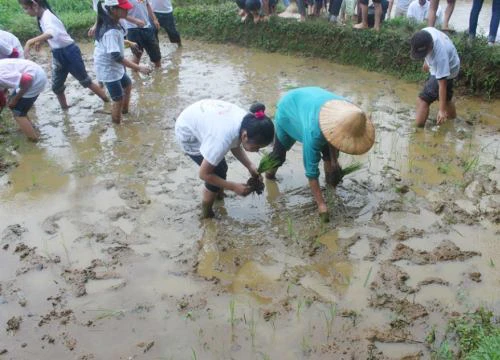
[
  {"x1": 0, "y1": 0, "x2": 499, "y2": 97},
  {"x1": 174, "y1": 3, "x2": 500, "y2": 98}
]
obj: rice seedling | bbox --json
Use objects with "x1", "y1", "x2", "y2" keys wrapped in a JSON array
[
  {"x1": 191, "y1": 348, "x2": 197, "y2": 360},
  {"x1": 363, "y1": 267, "x2": 373, "y2": 287},
  {"x1": 90, "y1": 308, "x2": 126, "y2": 320},
  {"x1": 257, "y1": 152, "x2": 281, "y2": 174},
  {"x1": 287, "y1": 216, "x2": 295, "y2": 239},
  {"x1": 244, "y1": 309, "x2": 257, "y2": 347},
  {"x1": 228, "y1": 298, "x2": 236, "y2": 327},
  {"x1": 489, "y1": 258, "x2": 495, "y2": 268},
  {"x1": 296, "y1": 299, "x2": 303, "y2": 320},
  {"x1": 463, "y1": 156, "x2": 479, "y2": 175},
  {"x1": 301, "y1": 335, "x2": 312, "y2": 356},
  {"x1": 322, "y1": 303, "x2": 337, "y2": 341},
  {"x1": 341, "y1": 161, "x2": 362, "y2": 176}
]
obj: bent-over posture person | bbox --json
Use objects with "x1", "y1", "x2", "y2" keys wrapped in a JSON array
[
  {"x1": 175, "y1": 100, "x2": 275, "y2": 218},
  {"x1": 0, "y1": 58, "x2": 47, "y2": 141},
  {"x1": 410, "y1": 27, "x2": 460, "y2": 127},
  {"x1": 266, "y1": 87, "x2": 375, "y2": 222}
]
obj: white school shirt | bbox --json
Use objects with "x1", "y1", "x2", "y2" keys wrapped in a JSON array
[
  {"x1": 94, "y1": 28, "x2": 125, "y2": 82},
  {"x1": 0, "y1": 59, "x2": 47, "y2": 98},
  {"x1": 150, "y1": 0, "x2": 173, "y2": 13},
  {"x1": 0, "y1": 30, "x2": 24, "y2": 59},
  {"x1": 175, "y1": 99, "x2": 247, "y2": 166},
  {"x1": 407, "y1": 1, "x2": 443, "y2": 25},
  {"x1": 124, "y1": 0, "x2": 152, "y2": 29},
  {"x1": 423, "y1": 27, "x2": 460, "y2": 80},
  {"x1": 38, "y1": 10, "x2": 74, "y2": 49},
  {"x1": 396, "y1": 0, "x2": 412, "y2": 14}
]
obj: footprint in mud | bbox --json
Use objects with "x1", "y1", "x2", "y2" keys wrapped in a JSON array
[
  {"x1": 391, "y1": 239, "x2": 481, "y2": 265},
  {"x1": 1, "y1": 224, "x2": 27, "y2": 245},
  {"x1": 6, "y1": 316, "x2": 22, "y2": 333}
]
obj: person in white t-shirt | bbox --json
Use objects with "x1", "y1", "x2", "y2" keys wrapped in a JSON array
[
  {"x1": 150, "y1": 0, "x2": 181, "y2": 46},
  {"x1": 387, "y1": 0, "x2": 411, "y2": 18},
  {"x1": 94, "y1": 0, "x2": 152, "y2": 124},
  {"x1": 0, "y1": 58, "x2": 47, "y2": 141},
  {"x1": 175, "y1": 100, "x2": 275, "y2": 218},
  {"x1": 123, "y1": 0, "x2": 162, "y2": 68},
  {"x1": 19, "y1": 0, "x2": 109, "y2": 109},
  {"x1": 0, "y1": 30, "x2": 24, "y2": 59},
  {"x1": 406, "y1": 0, "x2": 443, "y2": 25},
  {"x1": 410, "y1": 27, "x2": 460, "y2": 127}
]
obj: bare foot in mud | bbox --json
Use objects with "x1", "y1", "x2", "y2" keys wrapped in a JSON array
[
  {"x1": 122, "y1": 109, "x2": 129, "y2": 115},
  {"x1": 216, "y1": 190, "x2": 226, "y2": 200},
  {"x1": 319, "y1": 211, "x2": 330, "y2": 223},
  {"x1": 241, "y1": 14, "x2": 248, "y2": 22},
  {"x1": 201, "y1": 204, "x2": 215, "y2": 219},
  {"x1": 353, "y1": 22, "x2": 368, "y2": 29}
]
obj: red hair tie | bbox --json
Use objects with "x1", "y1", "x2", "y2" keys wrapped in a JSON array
[{"x1": 254, "y1": 110, "x2": 265, "y2": 119}]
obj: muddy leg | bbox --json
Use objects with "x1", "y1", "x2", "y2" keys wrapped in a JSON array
[
  {"x1": 373, "y1": 3, "x2": 382, "y2": 31},
  {"x1": 202, "y1": 188, "x2": 217, "y2": 218},
  {"x1": 56, "y1": 93, "x2": 70, "y2": 110},
  {"x1": 88, "y1": 82, "x2": 109, "y2": 102},
  {"x1": 446, "y1": 100, "x2": 456, "y2": 119},
  {"x1": 15, "y1": 116, "x2": 39, "y2": 141},
  {"x1": 122, "y1": 83, "x2": 132, "y2": 115},
  {"x1": 111, "y1": 100, "x2": 123, "y2": 124},
  {"x1": 354, "y1": 3, "x2": 369, "y2": 28},
  {"x1": 415, "y1": 97, "x2": 430, "y2": 127}
]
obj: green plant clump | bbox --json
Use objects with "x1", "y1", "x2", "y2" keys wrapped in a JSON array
[
  {"x1": 341, "y1": 161, "x2": 363, "y2": 176},
  {"x1": 257, "y1": 152, "x2": 281, "y2": 174}
]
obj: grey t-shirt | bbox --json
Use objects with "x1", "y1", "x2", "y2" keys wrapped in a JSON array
[{"x1": 124, "y1": 0, "x2": 152, "y2": 29}]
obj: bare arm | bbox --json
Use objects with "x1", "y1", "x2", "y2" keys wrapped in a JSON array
[
  {"x1": 308, "y1": 178, "x2": 328, "y2": 214},
  {"x1": 24, "y1": 33, "x2": 52, "y2": 57},
  {"x1": 231, "y1": 146, "x2": 259, "y2": 177},
  {"x1": 199, "y1": 159, "x2": 250, "y2": 195},
  {"x1": 146, "y1": 2, "x2": 160, "y2": 29},
  {"x1": 120, "y1": 57, "x2": 151, "y2": 74}
]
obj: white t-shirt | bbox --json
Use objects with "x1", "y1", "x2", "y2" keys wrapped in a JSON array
[
  {"x1": 94, "y1": 29, "x2": 125, "y2": 82},
  {"x1": 423, "y1": 27, "x2": 460, "y2": 79},
  {"x1": 39, "y1": 10, "x2": 74, "y2": 49},
  {"x1": 175, "y1": 100, "x2": 247, "y2": 166},
  {"x1": 124, "y1": 0, "x2": 152, "y2": 29},
  {"x1": 407, "y1": 0, "x2": 443, "y2": 25},
  {"x1": 0, "y1": 59, "x2": 47, "y2": 98},
  {"x1": 396, "y1": 0, "x2": 412, "y2": 13},
  {"x1": 150, "y1": 0, "x2": 173, "y2": 13},
  {"x1": 0, "y1": 30, "x2": 24, "y2": 59}
]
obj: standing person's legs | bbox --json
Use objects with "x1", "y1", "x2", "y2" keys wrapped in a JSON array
[
  {"x1": 428, "y1": 0, "x2": 439, "y2": 26},
  {"x1": 11, "y1": 96, "x2": 39, "y2": 141},
  {"x1": 354, "y1": 0, "x2": 369, "y2": 28},
  {"x1": 415, "y1": 75, "x2": 455, "y2": 127},
  {"x1": 443, "y1": 0, "x2": 456, "y2": 29},
  {"x1": 120, "y1": 73, "x2": 132, "y2": 114},
  {"x1": 105, "y1": 73, "x2": 131, "y2": 124},
  {"x1": 373, "y1": 0, "x2": 382, "y2": 30},
  {"x1": 155, "y1": 12, "x2": 181, "y2": 45},
  {"x1": 139, "y1": 28, "x2": 162, "y2": 68},
  {"x1": 329, "y1": 0, "x2": 344, "y2": 21},
  {"x1": 51, "y1": 55, "x2": 70, "y2": 109},
  {"x1": 65, "y1": 44, "x2": 109, "y2": 102},
  {"x1": 127, "y1": 29, "x2": 144, "y2": 65},
  {"x1": 488, "y1": 0, "x2": 500, "y2": 43},
  {"x1": 296, "y1": 0, "x2": 307, "y2": 20},
  {"x1": 468, "y1": 0, "x2": 484, "y2": 38}
]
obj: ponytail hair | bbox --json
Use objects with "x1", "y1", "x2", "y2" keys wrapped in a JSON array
[
  {"x1": 19, "y1": 0, "x2": 58, "y2": 32},
  {"x1": 95, "y1": 1, "x2": 123, "y2": 41},
  {"x1": 240, "y1": 102, "x2": 274, "y2": 146}
]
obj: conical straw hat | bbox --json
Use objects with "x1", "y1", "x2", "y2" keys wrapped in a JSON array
[{"x1": 319, "y1": 100, "x2": 375, "y2": 155}]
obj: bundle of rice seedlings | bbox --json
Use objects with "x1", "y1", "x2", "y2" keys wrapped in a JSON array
[
  {"x1": 257, "y1": 152, "x2": 281, "y2": 174},
  {"x1": 341, "y1": 161, "x2": 362, "y2": 176}
]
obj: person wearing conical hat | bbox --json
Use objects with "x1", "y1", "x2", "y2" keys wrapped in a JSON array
[{"x1": 266, "y1": 87, "x2": 375, "y2": 221}]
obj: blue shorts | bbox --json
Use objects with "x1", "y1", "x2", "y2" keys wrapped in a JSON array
[
  {"x1": 51, "y1": 43, "x2": 92, "y2": 94},
  {"x1": 10, "y1": 95, "x2": 39, "y2": 117},
  {"x1": 104, "y1": 73, "x2": 132, "y2": 102},
  {"x1": 188, "y1": 154, "x2": 228, "y2": 193}
]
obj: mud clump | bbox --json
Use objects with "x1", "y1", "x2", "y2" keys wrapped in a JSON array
[
  {"x1": 6, "y1": 316, "x2": 22, "y2": 333},
  {"x1": 247, "y1": 177, "x2": 265, "y2": 195},
  {"x1": 369, "y1": 294, "x2": 428, "y2": 321},
  {"x1": 14, "y1": 243, "x2": 61, "y2": 274},
  {"x1": 469, "y1": 272, "x2": 482, "y2": 282},
  {"x1": 391, "y1": 240, "x2": 480, "y2": 264},
  {"x1": 1, "y1": 224, "x2": 27, "y2": 243},
  {"x1": 370, "y1": 262, "x2": 413, "y2": 293}
]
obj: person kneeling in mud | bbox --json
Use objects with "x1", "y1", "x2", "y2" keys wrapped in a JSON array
[
  {"x1": 265, "y1": 87, "x2": 375, "y2": 222},
  {"x1": 175, "y1": 100, "x2": 275, "y2": 218},
  {"x1": 0, "y1": 58, "x2": 47, "y2": 141}
]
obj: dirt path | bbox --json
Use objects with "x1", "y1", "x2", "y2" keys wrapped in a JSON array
[{"x1": 0, "y1": 38, "x2": 499, "y2": 359}]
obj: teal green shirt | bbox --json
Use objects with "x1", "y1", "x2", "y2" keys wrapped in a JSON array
[{"x1": 274, "y1": 87, "x2": 345, "y2": 179}]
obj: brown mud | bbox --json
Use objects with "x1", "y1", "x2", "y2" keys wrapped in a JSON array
[{"x1": 0, "y1": 38, "x2": 499, "y2": 359}]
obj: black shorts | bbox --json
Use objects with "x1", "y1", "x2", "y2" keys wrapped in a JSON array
[
  {"x1": 359, "y1": 0, "x2": 381, "y2": 5},
  {"x1": 188, "y1": 154, "x2": 228, "y2": 193},
  {"x1": 11, "y1": 95, "x2": 39, "y2": 117},
  {"x1": 419, "y1": 75, "x2": 454, "y2": 104},
  {"x1": 127, "y1": 27, "x2": 161, "y2": 63}
]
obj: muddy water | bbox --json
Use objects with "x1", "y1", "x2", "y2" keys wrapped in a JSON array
[{"x1": 0, "y1": 38, "x2": 499, "y2": 359}]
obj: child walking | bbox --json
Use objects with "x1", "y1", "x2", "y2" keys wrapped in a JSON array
[
  {"x1": 20, "y1": 0, "x2": 109, "y2": 109},
  {"x1": 94, "y1": 0, "x2": 151, "y2": 124},
  {"x1": 0, "y1": 58, "x2": 47, "y2": 141},
  {"x1": 150, "y1": 0, "x2": 182, "y2": 46}
]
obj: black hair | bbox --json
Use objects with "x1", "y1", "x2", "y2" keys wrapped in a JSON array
[
  {"x1": 19, "y1": 0, "x2": 58, "y2": 32},
  {"x1": 240, "y1": 102, "x2": 274, "y2": 146},
  {"x1": 95, "y1": 1, "x2": 124, "y2": 41}
]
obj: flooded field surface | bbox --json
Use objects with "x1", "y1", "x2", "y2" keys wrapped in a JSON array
[{"x1": 0, "y1": 37, "x2": 499, "y2": 359}]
